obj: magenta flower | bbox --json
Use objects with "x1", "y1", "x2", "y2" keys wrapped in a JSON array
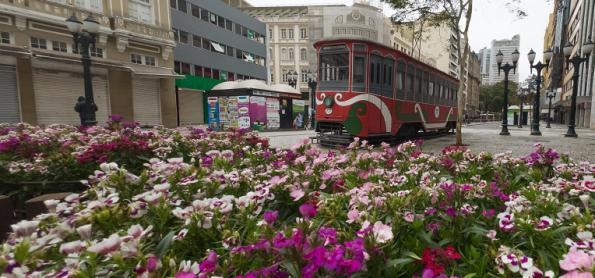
[
  {"x1": 299, "y1": 203, "x2": 317, "y2": 219},
  {"x1": 175, "y1": 272, "x2": 196, "y2": 278},
  {"x1": 263, "y1": 210, "x2": 279, "y2": 225},
  {"x1": 199, "y1": 250, "x2": 217, "y2": 274}
]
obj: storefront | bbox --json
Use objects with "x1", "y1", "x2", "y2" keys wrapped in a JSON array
[
  {"x1": 175, "y1": 75, "x2": 225, "y2": 126},
  {"x1": 207, "y1": 80, "x2": 303, "y2": 130}
]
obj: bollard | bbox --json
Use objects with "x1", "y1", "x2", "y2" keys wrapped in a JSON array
[
  {"x1": 0, "y1": 195, "x2": 15, "y2": 240},
  {"x1": 24, "y1": 192, "x2": 72, "y2": 220}
]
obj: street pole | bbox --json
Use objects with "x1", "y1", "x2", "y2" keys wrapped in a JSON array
[
  {"x1": 495, "y1": 49, "x2": 519, "y2": 136},
  {"x1": 546, "y1": 91, "x2": 555, "y2": 128},
  {"x1": 66, "y1": 15, "x2": 99, "y2": 126},
  {"x1": 562, "y1": 39, "x2": 593, "y2": 137},
  {"x1": 527, "y1": 48, "x2": 552, "y2": 136}
]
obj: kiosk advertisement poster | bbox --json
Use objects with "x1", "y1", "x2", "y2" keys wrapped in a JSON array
[
  {"x1": 249, "y1": 96, "x2": 267, "y2": 126},
  {"x1": 266, "y1": 98, "x2": 280, "y2": 129},
  {"x1": 218, "y1": 97, "x2": 229, "y2": 128},
  {"x1": 237, "y1": 96, "x2": 251, "y2": 129},
  {"x1": 227, "y1": 96, "x2": 239, "y2": 128},
  {"x1": 292, "y1": 100, "x2": 305, "y2": 128},
  {"x1": 207, "y1": 97, "x2": 219, "y2": 129}
]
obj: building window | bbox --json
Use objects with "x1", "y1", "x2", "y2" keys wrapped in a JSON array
[
  {"x1": 288, "y1": 28, "x2": 294, "y2": 39},
  {"x1": 281, "y1": 48, "x2": 288, "y2": 61},
  {"x1": 194, "y1": 65, "x2": 203, "y2": 77},
  {"x1": 236, "y1": 49, "x2": 243, "y2": 59},
  {"x1": 269, "y1": 28, "x2": 273, "y2": 40},
  {"x1": 212, "y1": 69, "x2": 220, "y2": 79},
  {"x1": 217, "y1": 16, "x2": 225, "y2": 28},
  {"x1": 172, "y1": 28, "x2": 178, "y2": 41},
  {"x1": 131, "y1": 53, "x2": 143, "y2": 64},
  {"x1": 181, "y1": 62, "x2": 191, "y2": 74},
  {"x1": 0, "y1": 32, "x2": 10, "y2": 44},
  {"x1": 179, "y1": 30, "x2": 188, "y2": 44},
  {"x1": 144, "y1": 56, "x2": 156, "y2": 66},
  {"x1": 191, "y1": 4, "x2": 199, "y2": 18},
  {"x1": 281, "y1": 29, "x2": 287, "y2": 39},
  {"x1": 176, "y1": 0, "x2": 186, "y2": 12},
  {"x1": 203, "y1": 67, "x2": 212, "y2": 78},
  {"x1": 268, "y1": 48, "x2": 273, "y2": 60},
  {"x1": 129, "y1": 0, "x2": 153, "y2": 24},
  {"x1": 174, "y1": 61, "x2": 180, "y2": 73},
  {"x1": 30, "y1": 37, "x2": 47, "y2": 49},
  {"x1": 282, "y1": 70, "x2": 288, "y2": 83},
  {"x1": 288, "y1": 48, "x2": 294, "y2": 60},
  {"x1": 90, "y1": 47, "x2": 104, "y2": 58},
  {"x1": 201, "y1": 9, "x2": 209, "y2": 21},
  {"x1": 300, "y1": 48, "x2": 307, "y2": 61},
  {"x1": 170, "y1": 0, "x2": 176, "y2": 9},
  {"x1": 226, "y1": 45, "x2": 234, "y2": 57},
  {"x1": 241, "y1": 26, "x2": 248, "y2": 37},
  {"x1": 209, "y1": 13, "x2": 217, "y2": 24},
  {"x1": 52, "y1": 40, "x2": 67, "y2": 52},
  {"x1": 235, "y1": 23, "x2": 242, "y2": 35},
  {"x1": 300, "y1": 28, "x2": 307, "y2": 39},
  {"x1": 192, "y1": 35, "x2": 201, "y2": 48},
  {"x1": 301, "y1": 71, "x2": 308, "y2": 83},
  {"x1": 74, "y1": 0, "x2": 103, "y2": 13},
  {"x1": 225, "y1": 19, "x2": 233, "y2": 31},
  {"x1": 202, "y1": 38, "x2": 210, "y2": 51}
]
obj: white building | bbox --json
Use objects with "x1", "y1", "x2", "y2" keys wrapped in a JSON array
[
  {"x1": 478, "y1": 47, "x2": 491, "y2": 84},
  {"x1": 487, "y1": 35, "x2": 520, "y2": 85}
]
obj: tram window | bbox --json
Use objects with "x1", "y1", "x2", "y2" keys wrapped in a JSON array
[
  {"x1": 422, "y1": 71, "x2": 428, "y2": 103},
  {"x1": 415, "y1": 69, "x2": 422, "y2": 102},
  {"x1": 370, "y1": 54, "x2": 382, "y2": 94},
  {"x1": 382, "y1": 57, "x2": 394, "y2": 98},
  {"x1": 319, "y1": 45, "x2": 349, "y2": 91},
  {"x1": 396, "y1": 61, "x2": 405, "y2": 99},
  {"x1": 407, "y1": 65, "x2": 414, "y2": 100},
  {"x1": 353, "y1": 55, "x2": 366, "y2": 92}
]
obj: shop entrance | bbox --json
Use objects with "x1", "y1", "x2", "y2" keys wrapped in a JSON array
[{"x1": 279, "y1": 98, "x2": 293, "y2": 129}]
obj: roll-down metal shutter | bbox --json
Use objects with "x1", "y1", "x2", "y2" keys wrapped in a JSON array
[
  {"x1": 0, "y1": 64, "x2": 20, "y2": 123},
  {"x1": 178, "y1": 89, "x2": 204, "y2": 126},
  {"x1": 33, "y1": 70, "x2": 110, "y2": 125},
  {"x1": 132, "y1": 78, "x2": 161, "y2": 126}
]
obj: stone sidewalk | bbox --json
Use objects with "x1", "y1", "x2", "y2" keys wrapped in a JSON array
[{"x1": 260, "y1": 122, "x2": 595, "y2": 162}]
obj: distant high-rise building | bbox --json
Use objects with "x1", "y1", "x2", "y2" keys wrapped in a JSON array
[
  {"x1": 488, "y1": 35, "x2": 520, "y2": 85},
  {"x1": 478, "y1": 47, "x2": 491, "y2": 84}
]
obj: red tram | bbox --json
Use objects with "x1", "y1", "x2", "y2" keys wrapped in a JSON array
[{"x1": 314, "y1": 38, "x2": 459, "y2": 144}]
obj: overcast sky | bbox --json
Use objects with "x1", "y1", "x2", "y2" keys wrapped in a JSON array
[{"x1": 246, "y1": 0, "x2": 554, "y2": 80}]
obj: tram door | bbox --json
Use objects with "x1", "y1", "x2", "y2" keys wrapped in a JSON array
[{"x1": 279, "y1": 98, "x2": 293, "y2": 129}]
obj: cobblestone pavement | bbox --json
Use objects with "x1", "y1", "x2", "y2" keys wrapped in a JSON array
[{"x1": 260, "y1": 122, "x2": 595, "y2": 162}]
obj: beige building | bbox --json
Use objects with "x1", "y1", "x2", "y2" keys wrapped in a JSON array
[
  {"x1": 413, "y1": 23, "x2": 460, "y2": 78},
  {"x1": 0, "y1": 0, "x2": 177, "y2": 126},
  {"x1": 242, "y1": 0, "x2": 392, "y2": 105},
  {"x1": 466, "y1": 51, "x2": 481, "y2": 116}
]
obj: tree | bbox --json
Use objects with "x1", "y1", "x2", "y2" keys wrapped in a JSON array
[
  {"x1": 383, "y1": 0, "x2": 472, "y2": 145},
  {"x1": 382, "y1": 0, "x2": 529, "y2": 145},
  {"x1": 479, "y1": 81, "x2": 520, "y2": 113}
]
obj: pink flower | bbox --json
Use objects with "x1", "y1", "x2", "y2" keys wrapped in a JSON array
[
  {"x1": 560, "y1": 271, "x2": 594, "y2": 278},
  {"x1": 299, "y1": 203, "x2": 317, "y2": 219},
  {"x1": 175, "y1": 272, "x2": 197, "y2": 278},
  {"x1": 372, "y1": 221, "x2": 394, "y2": 243},
  {"x1": 263, "y1": 210, "x2": 279, "y2": 225},
  {"x1": 560, "y1": 248, "x2": 593, "y2": 272},
  {"x1": 87, "y1": 234, "x2": 122, "y2": 255},
  {"x1": 346, "y1": 210, "x2": 360, "y2": 224}
]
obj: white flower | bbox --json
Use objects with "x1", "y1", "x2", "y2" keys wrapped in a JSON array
[
  {"x1": 59, "y1": 240, "x2": 85, "y2": 254},
  {"x1": 486, "y1": 230, "x2": 498, "y2": 241},
  {"x1": 372, "y1": 221, "x2": 394, "y2": 243},
  {"x1": 76, "y1": 224, "x2": 93, "y2": 240},
  {"x1": 154, "y1": 182, "x2": 171, "y2": 192},
  {"x1": 87, "y1": 234, "x2": 121, "y2": 255},
  {"x1": 577, "y1": 231, "x2": 592, "y2": 241},
  {"x1": 43, "y1": 199, "x2": 60, "y2": 213},
  {"x1": 11, "y1": 220, "x2": 40, "y2": 238}
]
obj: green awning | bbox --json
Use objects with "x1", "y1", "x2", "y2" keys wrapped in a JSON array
[{"x1": 175, "y1": 75, "x2": 224, "y2": 91}]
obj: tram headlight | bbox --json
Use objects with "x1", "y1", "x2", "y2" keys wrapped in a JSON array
[{"x1": 323, "y1": 96, "x2": 333, "y2": 108}]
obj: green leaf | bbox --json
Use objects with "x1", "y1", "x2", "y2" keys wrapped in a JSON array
[
  {"x1": 280, "y1": 260, "x2": 300, "y2": 278},
  {"x1": 404, "y1": 251, "x2": 422, "y2": 261},
  {"x1": 464, "y1": 273, "x2": 477, "y2": 278},
  {"x1": 387, "y1": 257, "x2": 415, "y2": 268},
  {"x1": 14, "y1": 241, "x2": 30, "y2": 264},
  {"x1": 155, "y1": 231, "x2": 175, "y2": 258}
]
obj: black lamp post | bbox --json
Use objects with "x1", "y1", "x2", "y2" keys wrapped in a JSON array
[
  {"x1": 495, "y1": 49, "x2": 520, "y2": 136},
  {"x1": 562, "y1": 37, "x2": 593, "y2": 137},
  {"x1": 527, "y1": 48, "x2": 553, "y2": 136},
  {"x1": 307, "y1": 70, "x2": 318, "y2": 128},
  {"x1": 66, "y1": 14, "x2": 100, "y2": 126},
  {"x1": 517, "y1": 85, "x2": 530, "y2": 128},
  {"x1": 287, "y1": 70, "x2": 298, "y2": 88},
  {"x1": 545, "y1": 90, "x2": 556, "y2": 128}
]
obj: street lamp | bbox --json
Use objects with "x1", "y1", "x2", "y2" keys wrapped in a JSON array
[
  {"x1": 545, "y1": 89, "x2": 556, "y2": 128},
  {"x1": 496, "y1": 48, "x2": 520, "y2": 135},
  {"x1": 287, "y1": 70, "x2": 298, "y2": 88},
  {"x1": 307, "y1": 70, "x2": 318, "y2": 129},
  {"x1": 66, "y1": 14, "x2": 100, "y2": 126},
  {"x1": 517, "y1": 85, "x2": 531, "y2": 128},
  {"x1": 562, "y1": 37, "x2": 593, "y2": 137},
  {"x1": 527, "y1": 48, "x2": 553, "y2": 136}
]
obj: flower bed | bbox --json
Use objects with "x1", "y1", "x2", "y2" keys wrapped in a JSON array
[{"x1": 1, "y1": 125, "x2": 594, "y2": 277}]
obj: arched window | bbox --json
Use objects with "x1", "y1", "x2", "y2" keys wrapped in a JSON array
[
  {"x1": 288, "y1": 48, "x2": 294, "y2": 60},
  {"x1": 300, "y1": 48, "x2": 307, "y2": 61}
]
